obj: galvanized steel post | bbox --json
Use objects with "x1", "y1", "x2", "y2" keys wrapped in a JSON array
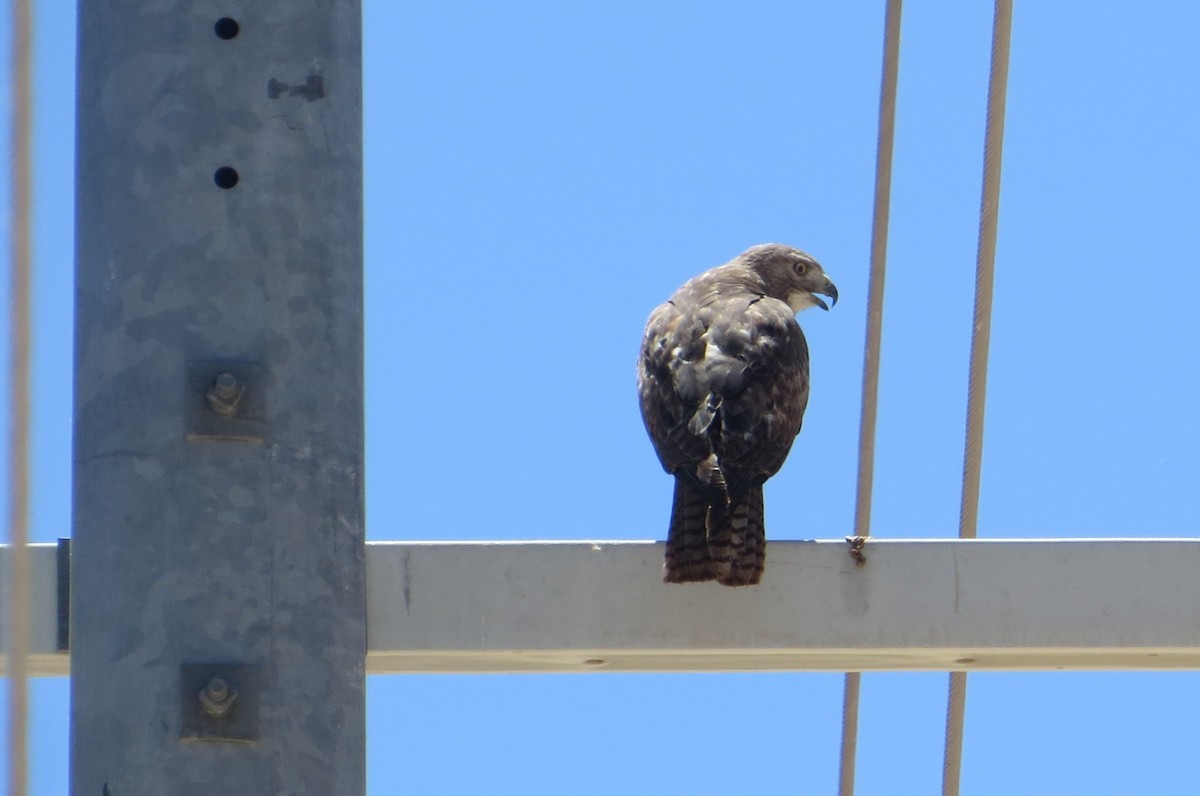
[{"x1": 70, "y1": 2, "x2": 365, "y2": 793}]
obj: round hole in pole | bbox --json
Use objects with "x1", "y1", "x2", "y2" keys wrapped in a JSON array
[
  {"x1": 214, "y1": 17, "x2": 240, "y2": 40},
  {"x1": 213, "y1": 167, "x2": 239, "y2": 189}
]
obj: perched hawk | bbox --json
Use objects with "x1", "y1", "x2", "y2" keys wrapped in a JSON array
[{"x1": 637, "y1": 244, "x2": 837, "y2": 586}]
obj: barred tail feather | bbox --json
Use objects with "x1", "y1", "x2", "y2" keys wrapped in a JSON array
[
  {"x1": 716, "y1": 485, "x2": 765, "y2": 587},
  {"x1": 664, "y1": 477, "x2": 715, "y2": 583}
]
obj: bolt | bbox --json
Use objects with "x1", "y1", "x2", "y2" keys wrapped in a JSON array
[
  {"x1": 213, "y1": 372, "x2": 238, "y2": 399},
  {"x1": 198, "y1": 676, "x2": 237, "y2": 718},
  {"x1": 207, "y1": 677, "x2": 228, "y2": 701},
  {"x1": 206, "y1": 372, "x2": 245, "y2": 416}
]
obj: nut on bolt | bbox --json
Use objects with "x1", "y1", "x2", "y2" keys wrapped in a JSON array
[
  {"x1": 205, "y1": 372, "x2": 245, "y2": 416},
  {"x1": 198, "y1": 676, "x2": 237, "y2": 719}
]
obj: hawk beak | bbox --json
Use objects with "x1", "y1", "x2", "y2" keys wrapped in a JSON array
[{"x1": 813, "y1": 278, "x2": 838, "y2": 311}]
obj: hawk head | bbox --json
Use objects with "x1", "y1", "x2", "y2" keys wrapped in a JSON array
[{"x1": 740, "y1": 243, "x2": 839, "y2": 313}]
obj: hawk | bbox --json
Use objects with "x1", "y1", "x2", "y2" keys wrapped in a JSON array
[{"x1": 637, "y1": 244, "x2": 837, "y2": 586}]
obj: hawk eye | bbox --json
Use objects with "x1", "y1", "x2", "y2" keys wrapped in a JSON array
[{"x1": 792, "y1": 260, "x2": 809, "y2": 276}]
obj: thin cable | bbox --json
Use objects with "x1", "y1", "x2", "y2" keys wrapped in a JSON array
[
  {"x1": 852, "y1": 0, "x2": 901, "y2": 545},
  {"x1": 957, "y1": 1, "x2": 1012, "y2": 544},
  {"x1": 837, "y1": 671, "x2": 863, "y2": 796},
  {"x1": 942, "y1": 672, "x2": 969, "y2": 796},
  {"x1": 941, "y1": 2, "x2": 1013, "y2": 794},
  {"x1": 839, "y1": 1, "x2": 903, "y2": 794},
  {"x1": 7, "y1": 0, "x2": 34, "y2": 793}
]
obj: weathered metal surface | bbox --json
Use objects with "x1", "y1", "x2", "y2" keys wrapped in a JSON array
[{"x1": 70, "y1": 2, "x2": 364, "y2": 793}]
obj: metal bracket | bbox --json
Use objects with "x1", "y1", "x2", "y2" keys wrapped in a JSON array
[
  {"x1": 185, "y1": 362, "x2": 266, "y2": 442},
  {"x1": 845, "y1": 535, "x2": 868, "y2": 567},
  {"x1": 56, "y1": 538, "x2": 70, "y2": 652},
  {"x1": 180, "y1": 663, "x2": 261, "y2": 743}
]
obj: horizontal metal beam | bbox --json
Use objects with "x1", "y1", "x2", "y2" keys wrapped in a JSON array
[
  {"x1": 7, "y1": 539, "x2": 1200, "y2": 675},
  {"x1": 0, "y1": 544, "x2": 65, "y2": 676}
]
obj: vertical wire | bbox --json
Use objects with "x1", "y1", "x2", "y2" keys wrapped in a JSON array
[
  {"x1": 957, "y1": 1, "x2": 1013, "y2": 545},
  {"x1": 941, "y1": 672, "x2": 970, "y2": 796},
  {"x1": 837, "y1": 671, "x2": 863, "y2": 796},
  {"x1": 941, "y1": 1, "x2": 1013, "y2": 794},
  {"x1": 7, "y1": 0, "x2": 34, "y2": 792},
  {"x1": 839, "y1": 1, "x2": 903, "y2": 794}
]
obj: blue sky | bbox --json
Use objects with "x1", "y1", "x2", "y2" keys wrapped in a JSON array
[{"x1": 4, "y1": 1, "x2": 1200, "y2": 793}]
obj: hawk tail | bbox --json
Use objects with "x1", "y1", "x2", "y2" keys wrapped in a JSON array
[
  {"x1": 710, "y1": 485, "x2": 765, "y2": 587},
  {"x1": 663, "y1": 474, "x2": 766, "y2": 587},
  {"x1": 663, "y1": 477, "x2": 715, "y2": 583}
]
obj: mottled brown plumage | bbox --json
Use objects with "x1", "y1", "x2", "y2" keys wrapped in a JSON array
[{"x1": 637, "y1": 244, "x2": 837, "y2": 586}]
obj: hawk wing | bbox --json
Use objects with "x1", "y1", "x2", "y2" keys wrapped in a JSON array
[{"x1": 637, "y1": 289, "x2": 810, "y2": 503}]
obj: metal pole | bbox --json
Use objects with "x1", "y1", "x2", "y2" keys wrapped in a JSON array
[{"x1": 70, "y1": 3, "x2": 364, "y2": 793}]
